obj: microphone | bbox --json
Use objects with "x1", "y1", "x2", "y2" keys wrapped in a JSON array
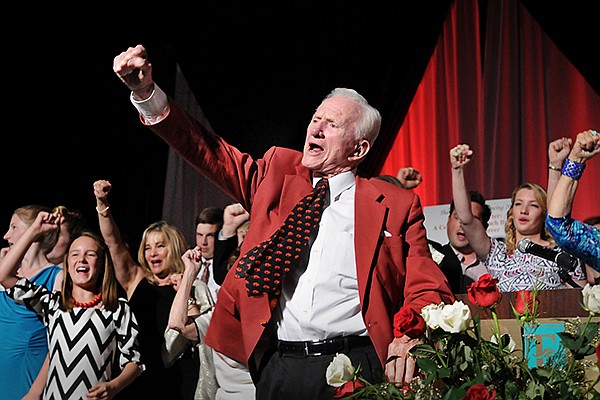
[
  {"x1": 517, "y1": 238, "x2": 582, "y2": 288},
  {"x1": 517, "y1": 238, "x2": 575, "y2": 267}
]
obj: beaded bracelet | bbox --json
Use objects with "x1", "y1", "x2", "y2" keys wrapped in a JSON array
[{"x1": 561, "y1": 158, "x2": 586, "y2": 180}]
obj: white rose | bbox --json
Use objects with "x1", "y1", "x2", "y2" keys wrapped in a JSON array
[
  {"x1": 490, "y1": 333, "x2": 516, "y2": 352},
  {"x1": 438, "y1": 301, "x2": 471, "y2": 333},
  {"x1": 422, "y1": 303, "x2": 444, "y2": 330},
  {"x1": 325, "y1": 353, "x2": 355, "y2": 387},
  {"x1": 582, "y1": 283, "x2": 600, "y2": 315}
]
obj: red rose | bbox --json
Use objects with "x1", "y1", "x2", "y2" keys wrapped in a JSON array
[
  {"x1": 514, "y1": 290, "x2": 538, "y2": 315},
  {"x1": 464, "y1": 383, "x2": 497, "y2": 400},
  {"x1": 393, "y1": 305, "x2": 426, "y2": 338},
  {"x1": 468, "y1": 274, "x2": 501, "y2": 308},
  {"x1": 596, "y1": 343, "x2": 600, "y2": 367},
  {"x1": 333, "y1": 379, "x2": 365, "y2": 399}
]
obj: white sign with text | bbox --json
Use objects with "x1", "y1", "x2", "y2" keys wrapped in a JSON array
[{"x1": 423, "y1": 198, "x2": 511, "y2": 244}]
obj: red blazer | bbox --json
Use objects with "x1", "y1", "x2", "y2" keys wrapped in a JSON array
[{"x1": 148, "y1": 100, "x2": 455, "y2": 370}]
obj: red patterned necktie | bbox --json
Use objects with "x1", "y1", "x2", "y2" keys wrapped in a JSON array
[
  {"x1": 235, "y1": 178, "x2": 329, "y2": 297},
  {"x1": 200, "y1": 260, "x2": 210, "y2": 283}
]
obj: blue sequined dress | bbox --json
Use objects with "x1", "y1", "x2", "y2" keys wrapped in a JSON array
[{"x1": 546, "y1": 213, "x2": 600, "y2": 272}]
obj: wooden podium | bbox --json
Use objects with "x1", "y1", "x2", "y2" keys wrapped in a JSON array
[
  {"x1": 455, "y1": 288, "x2": 590, "y2": 363},
  {"x1": 457, "y1": 288, "x2": 598, "y2": 388},
  {"x1": 456, "y1": 288, "x2": 587, "y2": 320}
]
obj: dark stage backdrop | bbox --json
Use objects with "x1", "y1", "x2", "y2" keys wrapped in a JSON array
[
  {"x1": 3, "y1": 1, "x2": 598, "y2": 251},
  {"x1": 378, "y1": 0, "x2": 600, "y2": 220},
  {"x1": 164, "y1": 0, "x2": 599, "y2": 243}
]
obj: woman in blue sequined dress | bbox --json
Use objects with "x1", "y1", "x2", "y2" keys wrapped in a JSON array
[{"x1": 546, "y1": 129, "x2": 600, "y2": 273}]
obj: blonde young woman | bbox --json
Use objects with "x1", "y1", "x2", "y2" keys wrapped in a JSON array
[
  {"x1": 94, "y1": 180, "x2": 200, "y2": 400},
  {"x1": 0, "y1": 212, "x2": 143, "y2": 399},
  {"x1": 450, "y1": 144, "x2": 586, "y2": 292}
]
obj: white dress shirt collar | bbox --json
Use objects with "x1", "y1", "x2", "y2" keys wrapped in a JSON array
[{"x1": 312, "y1": 170, "x2": 355, "y2": 203}]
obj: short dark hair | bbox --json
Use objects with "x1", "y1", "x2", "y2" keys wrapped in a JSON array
[
  {"x1": 195, "y1": 206, "x2": 224, "y2": 229},
  {"x1": 449, "y1": 191, "x2": 492, "y2": 230}
]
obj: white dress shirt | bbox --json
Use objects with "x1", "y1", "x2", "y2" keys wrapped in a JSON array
[
  {"x1": 276, "y1": 171, "x2": 367, "y2": 341},
  {"x1": 198, "y1": 257, "x2": 220, "y2": 303}
]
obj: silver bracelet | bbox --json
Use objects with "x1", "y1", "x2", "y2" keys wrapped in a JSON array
[
  {"x1": 96, "y1": 205, "x2": 110, "y2": 214},
  {"x1": 548, "y1": 164, "x2": 561, "y2": 171}
]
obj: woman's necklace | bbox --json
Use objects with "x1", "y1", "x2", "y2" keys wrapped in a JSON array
[{"x1": 73, "y1": 292, "x2": 102, "y2": 308}]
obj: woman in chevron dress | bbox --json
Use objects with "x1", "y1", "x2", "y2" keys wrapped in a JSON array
[{"x1": 0, "y1": 211, "x2": 144, "y2": 400}]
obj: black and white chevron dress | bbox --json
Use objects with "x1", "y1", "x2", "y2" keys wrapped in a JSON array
[{"x1": 7, "y1": 278, "x2": 144, "y2": 400}]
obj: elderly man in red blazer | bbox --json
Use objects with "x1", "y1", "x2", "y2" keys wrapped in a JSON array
[{"x1": 114, "y1": 44, "x2": 454, "y2": 400}]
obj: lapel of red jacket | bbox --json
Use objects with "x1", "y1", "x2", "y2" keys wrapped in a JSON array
[
  {"x1": 280, "y1": 168, "x2": 314, "y2": 218},
  {"x1": 354, "y1": 178, "x2": 389, "y2": 310}
]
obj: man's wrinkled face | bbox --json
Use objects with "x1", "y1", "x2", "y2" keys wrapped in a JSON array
[{"x1": 301, "y1": 96, "x2": 362, "y2": 177}]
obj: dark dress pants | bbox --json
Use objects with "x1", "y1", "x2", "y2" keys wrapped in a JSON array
[{"x1": 255, "y1": 338, "x2": 382, "y2": 400}]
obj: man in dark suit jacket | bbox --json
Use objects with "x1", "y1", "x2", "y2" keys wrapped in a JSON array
[
  {"x1": 428, "y1": 191, "x2": 491, "y2": 294},
  {"x1": 212, "y1": 203, "x2": 250, "y2": 286},
  {"x1": 114, "y1": 44, "x2": 454, "y2": 400}
]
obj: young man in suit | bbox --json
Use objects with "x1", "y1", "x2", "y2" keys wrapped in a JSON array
[{"x1": 428, "y1": 191, "x2": 491, "y2": 294}]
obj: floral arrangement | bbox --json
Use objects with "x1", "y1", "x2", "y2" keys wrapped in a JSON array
[{"x1": 326, "y1": 274, "x2": 600, "y2": 400}]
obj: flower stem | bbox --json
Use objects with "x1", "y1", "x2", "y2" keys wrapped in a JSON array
[
  {"x1": 436, "y1": 339, "x2": 448, "y2": 368},
  {"x1": 565, "y1": 313, "x2": 593, "y2": 377},
  {"x1": 584, "y1": 373, "x2": 600, "y2": 395},
  {"x1": 491, "y1": 309, "x2": 502, "y2": 350}
]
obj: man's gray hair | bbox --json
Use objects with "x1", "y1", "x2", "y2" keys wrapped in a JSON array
[{"x1": 325, "y1": 88, "x2": 382, "y2": 145}]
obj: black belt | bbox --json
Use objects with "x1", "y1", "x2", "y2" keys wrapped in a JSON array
[{"x1": 277, "y1": 335, "x2": 372, "y2": 357}]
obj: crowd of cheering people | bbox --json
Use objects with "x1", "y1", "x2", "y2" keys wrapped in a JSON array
[{"x1": 0, "y1": 42, "x2": 598, "y2": 399}]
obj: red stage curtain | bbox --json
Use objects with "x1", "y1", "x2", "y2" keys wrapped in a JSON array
[{"x1": 378, "y1": 0, "x2": 600, "y2": 220}]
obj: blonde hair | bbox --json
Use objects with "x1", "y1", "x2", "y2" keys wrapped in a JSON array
[
  {"x1": 52, "y1": 205, "x2": 85, "y2": 241},
  {"x1": 60, "y1": 231, "x2": 119, "y2": 312},
  {"x1": 137, "y1": 221, "x2": 188, "y2": 285},
  {"x1": 504, "y1": 182, "x2": 554, "y2": 255},
  {"x1": 49, "y1": 205, "x2": 85, "y2": 263},
  {"x1": 12, "y1": 205, "x2": 57, "y2": 254}
]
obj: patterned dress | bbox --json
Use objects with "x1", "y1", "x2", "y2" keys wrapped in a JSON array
[
  {"x1": 485, "y1": 237, "x2": 586, "y2": 292},
  {"x1": 546, "y1": 214, "x2": 600, "y2": 272},
  {"x1": 7, "y1": 278, "x2": 144, "y2": 400},
  {"x1": 0, "y1": 265, "x2": 61, "y2": 400}
]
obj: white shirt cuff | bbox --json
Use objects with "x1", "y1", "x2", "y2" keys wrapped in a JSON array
[{"x1": 130, "y1": 84, "x2": 170, "y2": 125}]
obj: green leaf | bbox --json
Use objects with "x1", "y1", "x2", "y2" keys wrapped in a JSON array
[
  {"x1": 557, "y1": 332, "x2": 579, "y2": 350},
  {"x1": 437, "y1": 367, "x2": 451, "y2": 379},
  {"x1": 573, "y1": 343, "x2": 596, "y2": 358},
  {"x1": 525, "y1": 381, "x2": 546, "y2": 398},
  {"x1": 416, "y1": 357, "x2": 438, "y2": 373},
  {"x1": 443, "y1": 386, "x2": 467, "y2": 400},
  {"x1": 410, "y1": 344, "x2": 437, "y2": 357},
  {"x1": 582, "y1": 322, "x2": 600, "y2": 341}
]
